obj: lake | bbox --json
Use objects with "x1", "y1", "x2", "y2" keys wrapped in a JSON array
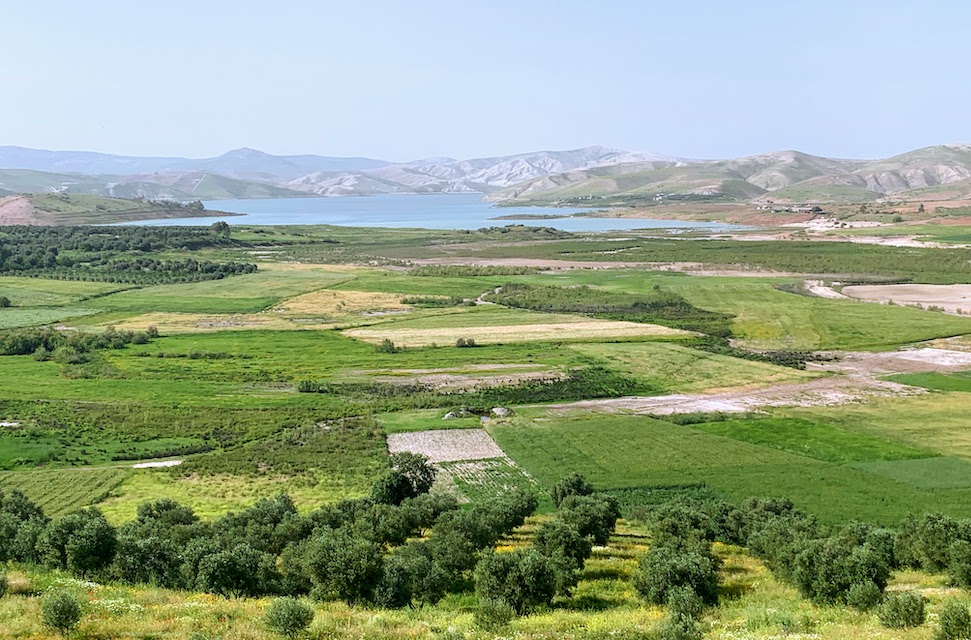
[{"x1": 127, "y1": 194, "x2": 743, "y2": 232}]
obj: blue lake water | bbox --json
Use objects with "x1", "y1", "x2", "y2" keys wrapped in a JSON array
[{"x1": 126, "y1": 194, "x2": 743, "y2": 232}]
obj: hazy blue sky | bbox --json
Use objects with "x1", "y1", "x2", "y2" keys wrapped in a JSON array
[{"x1": 3, "y1": 1, "x2": 969, "y2": 161}]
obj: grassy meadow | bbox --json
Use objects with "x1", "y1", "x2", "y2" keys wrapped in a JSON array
[{"x1": 3, "y1": 223, "x2": 971, "y2": 638}]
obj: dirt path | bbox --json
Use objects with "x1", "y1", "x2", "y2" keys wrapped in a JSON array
[{"x1": 541, "y1": 346, "x2": 971, "y2": 416}]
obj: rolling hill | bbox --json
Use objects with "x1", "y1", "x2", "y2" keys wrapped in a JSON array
[{"x1": 488, "y1": 145, "x2": 971, "y2": 205}]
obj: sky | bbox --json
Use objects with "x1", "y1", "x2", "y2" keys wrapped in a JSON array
[{"x1": 2, "y1": 1, "x2": 970, "y2": 162}]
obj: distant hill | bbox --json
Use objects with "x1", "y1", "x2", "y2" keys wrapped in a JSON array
[
  {"x1": 0, "y1": 146, "x2": 390, "y2": 180},
  {"x1": 489, "y1": 145, "x2": 971, "y2": 205},
  {"x1": 0, "y1": 193, "x2": 236, "y2": 225},
  {"x1": 4, "y1": 143, "x2": 971, "y2": 205}
]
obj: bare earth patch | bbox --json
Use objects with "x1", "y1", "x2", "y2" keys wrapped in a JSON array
[
  {"x1": 387, "y1": 428, "x2": 506, "y2": 463},
  {"x1": 409, "y1": 257, "x2": 804, "y2": 277},
  {"x1": 359, "y1": 365, "x2": 564, "y2": 392},
  {"x1": 842, "y1": 284, "x2": 971, "y2": 315},
  {"x1": 275, "y1": 289, "x2": 409, "y2": 315},
  {"x1": 344, "y1": 321, "x2": 691, "y2": 347},
  {"x1": 113, "y1": 312, "x2": 337, "y2": 334},
  {"x1": 542, "y1": 346, "x2": 971, "y2": 417}
]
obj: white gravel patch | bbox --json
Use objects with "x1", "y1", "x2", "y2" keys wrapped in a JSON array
[
  {"x1": 132, "y1": 460, "x2": 184, "y2": 469},
  {"x1": 387, "y1": 429, "x2": 506, "y2": 463}
]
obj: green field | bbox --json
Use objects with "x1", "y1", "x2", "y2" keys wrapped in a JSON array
[{"x1": 489, "y1": 411, "x2": 971, "y2": 525}]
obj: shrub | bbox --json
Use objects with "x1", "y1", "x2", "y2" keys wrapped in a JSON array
[
  {"x1": 657, "y1": 615, "x2": 703, "y2": 640},
  {"x1": 375, "y1": 339, "x2": 399, "y2": 354},
  {"x1": 264, "y1": 597, "x2": 315, "y2": 638},
  {"x1": 551, "y1": 473, "x2": 594, "y2": 508},
  {"x1": 455, "y1": 338, "x2": 477, "y2": 348},
  {"x1": 474, "y1": 549, "x2": 556, "y2": 614},
  {"x1": 42, "y1": 591, "x2": 83, "y2": 636},
  {"x1": 474, "y1": 598, "x2": 515, "y2": 631},
  {"x1": 0, "y1": 571, "x2": 6, "y2": 598},
  {"x1": 878, "y1": 592, "x2": 926, "y2": 629},
  {"x1": 633, "y1": 540, "x2": 720, "y2": 606},
  {"x1": 846, "y1": 581, "x2": 883, "y2": 611},
  {"x1": 559, "y1": 493, "x2": 621, "y2": 546},
  {"x1": 950, "y1": 540, "x2": 971, "y2": 588},
  {"x1": 0, "y1": 296, "x2": 11, "y2": 308},
  {"x1": 937, "y1": 599, "x2": 971, "y2": 640},
  {"x1": 667, "y1": 585, "x2": 704, "y2": 620}
]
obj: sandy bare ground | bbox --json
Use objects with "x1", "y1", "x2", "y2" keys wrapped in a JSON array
[
  {"x1": 541, "y1": 347, "x2": 971, "y2": 416},
  {"x1": 344, "y1": 320, "x2": 690, "y2": 347},
  {"x1": 0, "y1": 196, "x2": 43, "y2": 225},
  {"x1": 804, "y1": 280, "x2": 849, "y2": 299},
  {"x1": 132, "y1": 460, "x2": 183, "y2": 469},
  {"x1": 387, "y1": 429, "x2": 506, "y2": 463},
  {"x1": 842, "y1": 284, "x2": 971, "y2": 315}
]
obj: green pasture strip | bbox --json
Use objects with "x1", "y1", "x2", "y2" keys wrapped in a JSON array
[
  {"x1": 0, "y1": 307, "x2": 103, "y2": 329},
  {"x1": 782, "y1": 392, "x2": 971, "y2": 459},
  {"x1": 462, "y1": 238, "x2": 971, "y2": 284},
  {"x1": 689, "y1": 416, "x2": 934, "y2": 463},
  {"x1": 568, "y1": 342, "x2": 814, "y2": 393},
  {"x1": 0, "y1": 467, "x2": 131, "y2": 517},
  {"x1": 851, "y1": 457, "x2": 971, "y2": 490},
  {"x1": 503, "y1": 270, "x2": 971, "y2": 350},
  {"x1": 886, "y1": 371, "x2": 971, "y2": 392},
  {"x1": 91, "y1": 267, "x2": 354, "y2": 314},
  {"x1": 489, "y1": 412, "x2": 971, "y2": 525}
]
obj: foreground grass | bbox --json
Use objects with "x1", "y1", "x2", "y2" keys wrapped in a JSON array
[{"x1": 0, "y1": 520, "x2": 961, "y2": 640}]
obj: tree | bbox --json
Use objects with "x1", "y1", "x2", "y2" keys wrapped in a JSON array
[
  {"x1": 550, "y1": 473, "x2": 594, "y2": 508},
  {"x1": 196, "y1": 543, "x2": 280, "y2": 597},
  {"x1": 301, "y1": 528, "x2": 384, "y2": 604},
  {"x1": 264, "y1": 597, "x2": 315, "y2": 638},
  {"x1": 114, "y1": 535, "x2": 182, "y2": 588},
  {"x1": 39, "y1": 508, "x2": 117, "y2": 577},
  {"x1": 533, "y1": 520, "x2": 591, "y2": 594},
  {"x1": 474, "y1": 549, "x2": 556, "y2": 615},
  {"x1": 937, "y1": 599, "x2": 971, "y2": 640},
  {"x1": 210, "y1": 221, "x2": 231, "y2": 238},
  {"x1": 41, "y1": 591, "x2": 83, "y2": 636},
  {"x1": 633, "y1": 540, "x2": 721, "y2": 606},
  {"x1": 558, "y1": 494, "x2": 620, "y2": 546}
]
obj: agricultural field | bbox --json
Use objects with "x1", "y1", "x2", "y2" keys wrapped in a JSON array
[{"x1": 3, "y1": 222, "x2": 971, "y2": 639}]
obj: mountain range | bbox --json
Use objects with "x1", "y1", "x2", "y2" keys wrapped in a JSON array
[{"x1": 1, "y1": 144, "x2": 970, "y2": 204}]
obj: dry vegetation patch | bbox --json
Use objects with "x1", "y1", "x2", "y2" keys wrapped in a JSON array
[
  {"x1": 344, "y1": 320, "x2": 690, "y2": 347},
  {"x1": 112, "y1": 312, "x2": 337, "y2": 334},
  {"x1": 275, "y1": 289, "x2": 409, "y2": 315},
  {"x1": 386, "y1": 428, "x2": 506, "y2": 463}
]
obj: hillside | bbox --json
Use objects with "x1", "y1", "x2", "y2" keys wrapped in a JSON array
[
  {"x1": 0, "y1": 193, "x2": 235, "y2": 225},
  {"x1": 489, "y1": 145, "x2": 971, "y2": 205},
  {"x1": 0, "y1": 146, "x2": 390, "y2": 179}
]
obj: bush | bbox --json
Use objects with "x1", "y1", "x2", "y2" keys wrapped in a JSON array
[
  {"x1": 937, "y1": 599, "x2": 971, "y2": 640},
  {"x1": 551, "y1": 473, "x2": 595, "y2": 508},
  {"x1": 474, "y1": 549, "x2": 556, "y2": 614},
  {"x1": 474, "y1": 598, "x2": 515, "y2": 631},
  {"x1": 42, "y1": 591, "x2": 83, "y2": 636},
  {"x1": 264, "y1": 597, "x2": 315, "y2": 638},
  {"x1": 667, "y1": 585, "x2": 704, "y2": 620},
  {"x1": 559, "y1": 493, "x2": 620, "y2": 546},
  {"x1": 878, "y1": 592, "x2": 926, "y2": 629},
  {"x1": 950, "y1": 539, "x2": 971, "y2": 588},
  {"x1": 846, "y1": 581, "x2": 883, "y2": 611},
  {"x1": 657, "y1": 615, "x2": 703, "y2": 640},
  {"x1": 455, "y1": 338, "x2": 477, "y2": 348},
  {"x1": 375, "y1": 339, "x2": 399, "y2": 354},
  {"x1": 0, "y1": 296, "x2": 11, "y2": 308},
  {"x1": 0, "y1": 571, "x2": 6, "y2": 598},
  {"x1": 633, "y1": 541, "x2": 720, "y2": 606}
]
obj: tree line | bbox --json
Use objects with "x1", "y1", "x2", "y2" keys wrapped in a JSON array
[{"x1": 0, "y1": 225, "x2": 254, "y2": 284}]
